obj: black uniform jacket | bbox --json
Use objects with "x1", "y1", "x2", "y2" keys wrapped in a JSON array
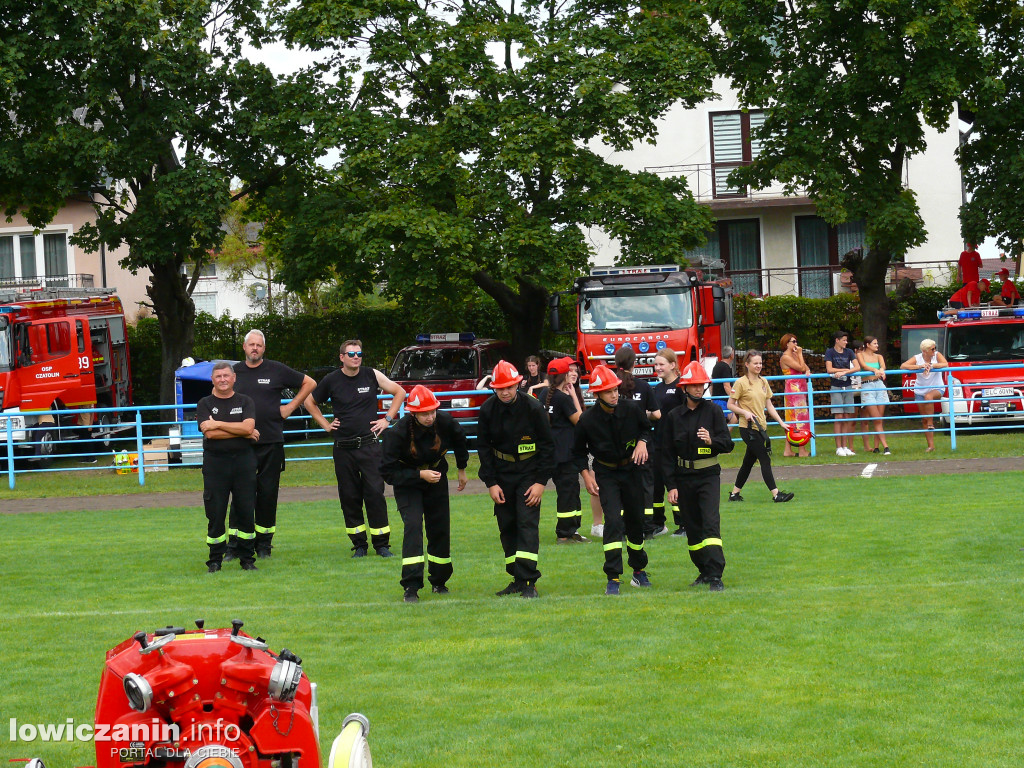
[
  {"x1": 660, "y1": 398, "x2": 734, "y2": 489},
  {"x1": 380, "y1": 411, "x2": 470, "y2": 489},
  {"x1": 572, "y1": 398, "x2": 652, "y2": 473},
  {"x1": 476, "y1": 392, "x2": 555, "y2": 488}
]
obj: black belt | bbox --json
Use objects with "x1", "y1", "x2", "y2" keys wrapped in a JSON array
[
  {"x1": 595, "y1": 457, "x2": 632, "y2": 468},
  {"x1": 335, "y1": 434, "x2": 378, "y2": 449},
  {"x1": 493, "y1": 448, "x2": 536, "y2": 462}
]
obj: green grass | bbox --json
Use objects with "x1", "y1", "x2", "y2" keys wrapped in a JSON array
[{"x1": 2, "y1": 475, "x2": 1023, "y2": 767}]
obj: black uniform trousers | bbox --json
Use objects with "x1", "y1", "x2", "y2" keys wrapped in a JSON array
[
  {"x1": 674, "y1": 469, "x2": 725, "y2": 579},
  {"x1": 492, "y1": 465, "x2": 542, "y2": 584},
  {"x1": 552, "y1": 460, "x2": 582, "y2": 538},
  {"x1": 735, "y1": 426, "x2": 777, "y2": 491},
  {"x1": 333, "y1": 440, "x2": 391, "y2": 550},
  {"x1": 228, "y1": 442, "x2": 286, "y2": 556},
  {"x1": 203, "y1": 449, "x2": 257, "y2": 567},
  {"x1": 395, "y1": 473, "x2": 453, "y2": 591},
  {"x1": 595, "y1": 462, "x2": 648, "y2": 580},
  {"x1": 646, "y1": 442, "x2": 680, "y2": 534}
]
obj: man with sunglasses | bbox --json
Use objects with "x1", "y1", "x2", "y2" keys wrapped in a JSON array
[{"x1": 308, "y1": 339, "x2": 406, "y2": 557}]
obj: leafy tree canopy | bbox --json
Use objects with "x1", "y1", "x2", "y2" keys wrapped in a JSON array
[{"x1": 270, "y1": 0, "x2": 718, "y2": 359}]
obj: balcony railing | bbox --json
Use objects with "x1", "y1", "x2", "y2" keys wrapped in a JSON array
[{"x1": 0, "y1": 273, "x2": 95, "y2": 289}]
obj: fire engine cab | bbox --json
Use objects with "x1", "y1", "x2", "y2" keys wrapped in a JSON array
[
  {"x1": 0, "y1": 287, "x2": 133, "y2": 462},
  {"x1": 387, "y1": 333, "x2": 510, "y2": 435},
  {"x1": 549, "y1": 264, "x2": 732, "y2": 382},
  {"x1": 902, "y1": 305, "x2": 1024, "y2": 425}
]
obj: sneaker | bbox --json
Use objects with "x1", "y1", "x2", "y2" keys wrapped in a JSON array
[
  {"x1": 403, "y1": 588, "x2": 419, "y2": 603},
  {"x1": 570, "y1": 532, "x2": 590, "y2": 543},
  {"x1": 556, "y1": 537, "x2": 572, "y2": 544},
  {"x1": 376, "y1": 546, "x2": 394, "y2": 558},
  {"x1": 671, "y1": 526, "x2": 687, "y2": 537},
  {"x1": 689, "y1": 574, "x2": 708, "y2": 587},
  {"x1": 883, "y1": 447, "x2": 891, "y2": 455},
  {"x1": 707, "y1": 578, "x2": 725, "y2": 592},
  {"x1": 605, "y1": 579, "x2": 620, "y2": 596},
  {"x1": 836, "y1": 448, "x2": 847, "y2": 456},
  {"x1": 352, "y1": 547, "x2": 368, "y2": 558},
  {"x1": 630, "y1": 570, "x2": 652, "y2": 588},
  {"x1": 431, "y1": 585, "x2": 449, "y2": 595},
  {"x1": 847, "y1": 448, "x2": 856, "y2": 456},
  {"x1": 256, "y1": 550, "x2": 272, "y2": 560},
  {"x1": 872, "y1": 447, "x2": 880, "y2": 454},
  {"x1": 590, "y1": 524, "x2": 604, "y2": 537},
  {"x1": 495, "y1": 581, "x2": 525, "y2": 596},
  {"x1": 653, "y1": 526, "x2": 670, "y2": 537},
  {"x1": 728, "y1": 492, "x2": 744, "y2": 502},
  {"x1": 520, "y1": 583, "x2": 539, "y2": 599},
  {"x1": 206, "y1": 562, "x2": 222, "y2": 574},
  {"x1": 773, "y1": 491, "x2": 795, "y2": 503},
  {"x1": 240, "y1": 562, "x2": 258, "y2": 571}
]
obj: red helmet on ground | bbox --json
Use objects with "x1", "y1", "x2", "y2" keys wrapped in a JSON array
[
  {"x1": 588, "y1": 364, "x2": 622, "y2": 393},
  {"x1": 787, "y1": 426, "x2": 812, "y2": 448},
  {"x1": 490, "y1": 360, "x2": 523, "y2": 388},
  {"x1": 679, "y1": 361, "x2": 711, "y2": 386},
  {"x1": 405, "y1": 385, "x2": 440, "y2": 412}
]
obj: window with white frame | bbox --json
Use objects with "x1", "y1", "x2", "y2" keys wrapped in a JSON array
[
  {"x1": 0, "y1": 231, "x2": 71, "y2": 283},
  {"x1": 192, "y1": 292, "x2": 218, "y2": 315},
  {"x1": 709, "y1": 110, "x2": 766, "y2": 198}
]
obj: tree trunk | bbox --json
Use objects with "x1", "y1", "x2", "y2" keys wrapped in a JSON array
[
  {"x1": 840, "y1": 246, "x2": 891, "y2": 356},
  {"x1": 146, "y1": 258, "x2": 197, "y2": 415},
  {"x1": 471, "y1": 271, "x2": 548, "y2": 366}
]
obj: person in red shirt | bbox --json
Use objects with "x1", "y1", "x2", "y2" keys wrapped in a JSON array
[
  {"x1": 949, "y1": 280, "x2": 979, "y2": 309},
  {"x1": 959, "y1": 243, "x2": 982, "y2": 284},
  {"x1": 993, "y1": 266, "x2": 1020, "y2": 306}
]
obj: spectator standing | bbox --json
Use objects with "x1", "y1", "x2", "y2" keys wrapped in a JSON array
[
  {"x1": 778, "y1": 334, "x2": 810, "y2": 458},
  {"x1": 958, "y1": 243, "x2": 982, "y2": 285},
  {"x1": 520, "y1": 355, "x2": 544, "y2": 391},
  {"x1": 900, "y1": 338, "x2": 948, "y2": 453},
  {"x1": 572, "y1": 364, "x2": 653, "y2": 595},
  {"x1": 856, "y1": 336, "x2": 891, "y2": 455},
  {"x1": 477, "y1": 361, "x2": 556, "y2": 598},
  {"x1": 710, "y1": 346, "x2": 738, "y2": 426},
  {"x1": 381, "y1": 385, "x2": 469, "y2": 603},
  {"x1": 824, "y1": 331, "x2": 860, "y2": 456},
  {"x1": 727, "y1": 351, "x2": 795, "y2": 503},
  {"x1": 535, "y1": 357, "x2": 587, "y2": 543},
  {"x1": 661, "y1": 362, "x2": 734, "y2": 591},
  {"x1": 231, "y1": 329, "x2": 321, "y2": 559},
  {"x1": 307, "y1": 339, "x2": 406, "y2": 558},
  {"x1": 196, "y1": 362, "x2": 258, "y2": 573}
]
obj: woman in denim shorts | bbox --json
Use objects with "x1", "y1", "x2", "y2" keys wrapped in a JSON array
[{"x1": 856, "y1": 336, "x2": 891, "y2": 454}]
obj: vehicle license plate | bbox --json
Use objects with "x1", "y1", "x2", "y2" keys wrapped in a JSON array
[
  {"x1": 982, "y1": 387, "x2": 1014, "y2": 398},
  {"x1": 634, "y1": 367, "x2": 654, "y2": 376}
]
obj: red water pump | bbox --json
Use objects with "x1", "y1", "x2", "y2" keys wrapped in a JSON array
[{"x1": 87, "y1": 620, "x2": 371, "y2": 768}]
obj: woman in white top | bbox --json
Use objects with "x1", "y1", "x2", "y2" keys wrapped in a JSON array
[{"x1": 899, "y1": 338, "x2": 947, "y2": 453}]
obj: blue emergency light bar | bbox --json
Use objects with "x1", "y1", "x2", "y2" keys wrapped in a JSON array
[
  {"x1": 415, "y1": 332, "x2": 477, "y2": 343},
  {"x1": 953, "y1": 306, "x2": 1024, "y2": 321},
  {"x1": 589, "y1": 265, "x2": 680, "y2": 277}
]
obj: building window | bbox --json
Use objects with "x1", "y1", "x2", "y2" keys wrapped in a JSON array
[
  {"x1": 0, "y1": 236, "x2": 13, "y2": 279},
  {"x1": 685, "y1": 218, "x2": 763, "y2": 296},
  {"x1": 795, "y1": 216, "x2": 867, "y2": 297},
  {"x1": 0, "y1": 230, "x2": 70, "y2": 284},
  {"x1": 184, "y1": 262, "x2": 217, "y2": 278},
  {"x1": 192, "y1": 292, "x2": 218, "y2": 316},
  {"x1": 709, "y1": 110, "x2": 766, "y2": 198}
]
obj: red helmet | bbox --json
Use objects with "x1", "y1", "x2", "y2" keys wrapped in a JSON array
[
  {"x1": 490, "y1": 360, "x2": 523, "y2": 389},
  {"x1": 588, "y1": 364, "x2": 622, "y2": 393},
  {"x1": 405, "y1": 385, "x2": 440, "y2": 412},
  {"x1": 679, "y1": 361, "x2": 711, "y2": 386},
  {"x1": 786, "y1": 427, "x2": 812, "y2": 448}
]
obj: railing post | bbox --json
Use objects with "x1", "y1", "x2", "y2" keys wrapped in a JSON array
[
  {"x1": 946, "y1": 371, "x2": 957, "y2": 452},
  {"x1": 136, "y1": 409, "x2": 146, "y2": 486},
  {"x1": 5, "y1": 415, "x2": 14, "y2": 490},
  {"x1": 806, "y1": 374, "x2": 816, "y2": 458}
]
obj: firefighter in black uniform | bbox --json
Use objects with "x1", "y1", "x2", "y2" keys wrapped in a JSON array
[
  {"x1": 307, "y1": 339, "x2": 406, "y2": 557},
  {"x1": 661, "y1": 361, "x2": 734, "y2": 591},
  {"x1": 381, "y1": 385, "x2": 470, "y2": 603},
  {"x1": 573, "y1": 364, "x2": 654, "y2": 595},
  {"x1": 196, "y1": 361, "x2": 259, "y2": 573},
  {"x1": 231, "y1": 329, "x2": 322, "y2": 559},
  {"x1": 477, "y1": 360, "x2": 555, "y2": 599}
]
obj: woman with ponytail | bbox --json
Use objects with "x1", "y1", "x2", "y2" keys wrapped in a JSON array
[{"x1": 534, "y1": 357, "x2": 586, "y2": 542}]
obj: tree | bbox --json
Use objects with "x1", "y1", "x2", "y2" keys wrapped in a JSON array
[
  {"x1": 216, "y1": 198, "x2": 292, "y2": 315},
  {"x1": 959, "y1": 2, "x2": 1024, "y2": 262},
  {"x1": 706, "y1": 0, "x2": 982, "y2": 354},
  {"x1": 0, "y1": 0, "x2": 325, "y2": 404},
  {"x1": 272, "y1": 0, "x2": 717, "y2": 362}
]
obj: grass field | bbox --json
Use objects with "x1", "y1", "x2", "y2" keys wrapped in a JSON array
[{"x1": 3, "y1": 472, "x2": 1023, "y2": 767}]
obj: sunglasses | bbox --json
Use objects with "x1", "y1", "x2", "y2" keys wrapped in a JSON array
[{"x1": 344, "y1": 351, "x2": 363, "y2": 358}]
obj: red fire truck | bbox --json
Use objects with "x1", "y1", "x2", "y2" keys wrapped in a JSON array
[
  {"x1": 0, "y1": 287, "x2": 133, "y2": 463},
  {"x1": 549, "y1": 265, "x2": 732, "y2": 381},
  {"x1": 902, "y1": 305, "x2": 1024, "y2": 425}
]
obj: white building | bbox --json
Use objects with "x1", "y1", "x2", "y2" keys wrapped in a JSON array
[{"x1": 588, "y1": 80, "x2": 964, "y2": 296}]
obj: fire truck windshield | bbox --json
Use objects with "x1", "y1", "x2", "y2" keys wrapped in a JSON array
[
  {"x1": 947, "y1": 325, "x2": 1024, "y2": 361},
  {"x1": 390, "y1": 347, "x2": 477, "y2": 380},
  {"x1": 0, "y1": 320, "x2": 11, "y2": 372},
  {"x1": 578, "y1": 288, "x2": 693, "y2": 332}
]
